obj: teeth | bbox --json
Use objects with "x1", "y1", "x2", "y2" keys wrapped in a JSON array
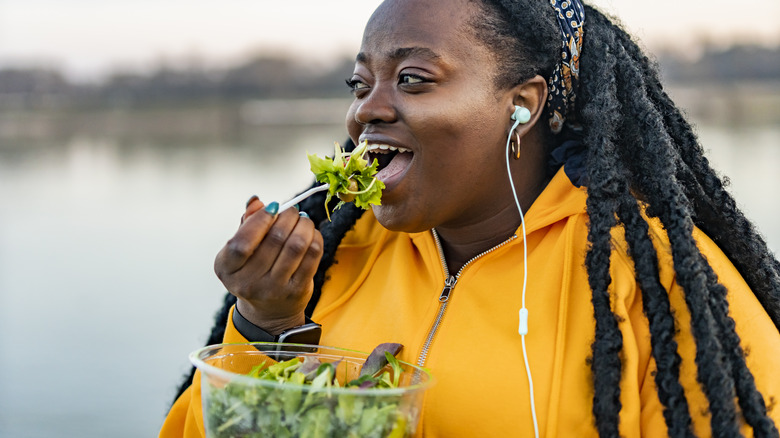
[{"x1": 366, "y1": 144, "x2": 412, "y2": 153}]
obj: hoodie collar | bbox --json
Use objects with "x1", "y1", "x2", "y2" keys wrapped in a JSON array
[
  {"x1": 408, "y1": 166, "x2": 587, "y2": 246},
  {"x1": 523, "y1": 166, "x2": 588, "y2": 236}
]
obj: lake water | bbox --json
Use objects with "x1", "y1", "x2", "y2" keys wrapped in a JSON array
[{"x1": 0, "y1": 107, "x2": 778, "y2": 437}]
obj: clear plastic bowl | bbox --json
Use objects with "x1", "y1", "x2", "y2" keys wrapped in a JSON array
[{"x1": 190, "y1": 342, "x2": 434, "y2": 438}]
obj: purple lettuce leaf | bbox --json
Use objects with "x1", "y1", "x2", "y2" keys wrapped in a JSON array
[{"x1": 359, "y1": 343, "x2": 403, "y2": 377}]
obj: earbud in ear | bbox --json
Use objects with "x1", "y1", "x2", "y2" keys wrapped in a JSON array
[{"x1": 511, "y1": 105, "x2": 532, "y2": 124}]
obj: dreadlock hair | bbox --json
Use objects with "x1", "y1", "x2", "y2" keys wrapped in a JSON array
[
  {"x1": 174, "y1": 2, "x2": 780, "y2": 436},
  {"x1": 472, "y1": 0, "x2": 780, "y2": 436}
]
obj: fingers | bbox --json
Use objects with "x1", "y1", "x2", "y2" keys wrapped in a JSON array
[
  {"x1": 250, "y1": 207, "x2": 303, "y2": 276},
  {"x1": 290, "y1": 227, "x2": 324, "y2": 289},
  {"x1": 270, "y1": 213, "x2": 323, "y2": 283},
  {"x1": 216, "y1": 201, "x2": 278, "y2": 275},
  {"x1": 241, "y1": 195, "x2": 263, "y2": 224},
  {"x1": 214, "y1": 196, "x2": 324, "y2": 331},
  {"x1": 216, "y1": 196, "x2": 323, "y2": 309}
]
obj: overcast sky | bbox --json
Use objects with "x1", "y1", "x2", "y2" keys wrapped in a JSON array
[{"x1": 1, "y1": 0, "x2": 777, "y2": 80}]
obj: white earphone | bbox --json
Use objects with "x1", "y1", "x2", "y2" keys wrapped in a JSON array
[
  {"x1": 512, "y1": 105, "x2": 532, "y2": 124},
  {"x1": 506, "y1": 105, "x2": 539, "y2": 438}
]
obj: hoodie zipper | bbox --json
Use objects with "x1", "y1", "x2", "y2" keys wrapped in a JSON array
[{"x1": 416, "y1": 229, "x2": 517, "y2": 367}]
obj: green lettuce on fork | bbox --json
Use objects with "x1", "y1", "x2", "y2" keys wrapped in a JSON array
[
  {"x1": 204, "y1": 343, "x2": 410, "y2": 438},
  {"x1": 307, "y1": 140, "x2": 385, "y2": 220}
]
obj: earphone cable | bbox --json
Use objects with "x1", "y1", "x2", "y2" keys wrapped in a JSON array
[{"x1": 506, "y1": 114, "x2": 539, "y2": 438}]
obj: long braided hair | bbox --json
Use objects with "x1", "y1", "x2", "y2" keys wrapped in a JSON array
[
  {"x1": 175, "y1": 2, "x2": 780, "y2": 436},
  {"x1": 474, "y1": 0, "x2": 780, "y2": 436}
]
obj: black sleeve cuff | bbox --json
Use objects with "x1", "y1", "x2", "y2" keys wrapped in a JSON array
[{"x1": 232, "y1": 306, "x2": 318, "y2": 343}]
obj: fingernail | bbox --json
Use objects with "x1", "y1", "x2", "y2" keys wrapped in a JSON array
[
  {"x1": 299, "y1": 211, "x2": 309, "y2": 219},
  {"x1": 263, "y1": 202, "x2": 279, "y2": 216},
  {"x1": 246, "y1": 195, "x2": 259, "y2": 208},
  {"x1": 294, "y1": 203, "x2": 300, "y2": 211}
]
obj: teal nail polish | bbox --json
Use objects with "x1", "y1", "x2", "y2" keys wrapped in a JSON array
[
  {"x1": 294, "y1": 203, "x2": 300, "y2": 211},
  {"x1": 299, "y1": 211, "x2": 309, "y2": 219},
  {"x1": 246, "y1": 195, "x2": 259, "y2": 208},
  {"x1": 264, "y1": 202, "x2": 279, "y2": 215}
]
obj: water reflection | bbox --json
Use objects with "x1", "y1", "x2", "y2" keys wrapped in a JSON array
[
  {"x1": 0, "y1": 115, "x2": 778, "y2": 437},
  {"x1": 0, "y1": 122, "x2": 352, "y2": 437},
  {"x1": 696, "y1": 124, "x2": 780, "y2": 248}
]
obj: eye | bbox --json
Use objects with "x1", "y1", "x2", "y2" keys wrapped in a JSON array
[
  {"x1": 345, "y1": 78, "x2": 369, "y2": 94},
  {"x1": 399, "y1": 73, "x2": 426, "y2": 85}
]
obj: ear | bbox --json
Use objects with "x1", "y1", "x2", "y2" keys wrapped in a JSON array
[{"x1": 506, "y1": 75, "x2": 548, "y2": 136}]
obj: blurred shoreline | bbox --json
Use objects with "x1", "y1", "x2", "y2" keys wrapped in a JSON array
[
  {"x1": 667, "y1": 81, "x2": 780, "y2": 127},
  {"x1": 0, "y1": 82, "x2": 778, "y2": 145},
  {"x1": 1, "y1": 43, "x2": 779, "y2": 144},
  {"x1": 0, "y1": 99, "x2": 353, "y2": 144}
]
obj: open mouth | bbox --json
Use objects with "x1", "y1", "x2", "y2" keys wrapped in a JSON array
[
  {"x1": 366, "y1": 144, "x2": 413, "y2": 183},
  {"x1": 366, "y1": 144, "x2": 411, "y2": 168}
]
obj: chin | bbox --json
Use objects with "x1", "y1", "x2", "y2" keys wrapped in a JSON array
[{"x1": 371, "y1": 204, "x2": 430, "y2": 234}]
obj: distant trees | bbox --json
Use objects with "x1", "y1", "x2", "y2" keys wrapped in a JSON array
[
  {"x1": 0, "y1": 68, "x2": 69, "y2": 94},
  {"x1": 659, "y1": 45, "x2": 780, "y2": 83},
  {"x1": 0, "y1": 55, "x2": 356, "y2": 110},
  {"x1": 1, "y1": 44, "x2": 778, "y2": 110},
  {"x1": 0, "y1": 68, "x2": 73, "y2": 109}
]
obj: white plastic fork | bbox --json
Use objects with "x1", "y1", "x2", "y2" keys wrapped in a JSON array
[{"x1": 278, "y1": 183, "x2": 330, "y2": 213}]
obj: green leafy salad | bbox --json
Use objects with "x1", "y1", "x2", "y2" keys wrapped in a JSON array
[
  {"x1": 307, "y1": 141, "x2": 385, "y2": 220},
  {"x1": 204, "y1": 343, "x2": 415, "y2": 438}
]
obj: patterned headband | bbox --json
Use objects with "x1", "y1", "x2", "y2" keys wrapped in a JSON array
[{"x1": 547, "y1": 0, "x2": 585, "y2": 134}]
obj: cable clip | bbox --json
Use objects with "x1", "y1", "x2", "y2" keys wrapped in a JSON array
[{"x1": 518, "y1": 308, "x2": 529, "y2": 335}]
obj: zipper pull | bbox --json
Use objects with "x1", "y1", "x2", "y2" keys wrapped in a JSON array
[{"x1": 439, "y1": 276, "x2": 457, "y2": 303}]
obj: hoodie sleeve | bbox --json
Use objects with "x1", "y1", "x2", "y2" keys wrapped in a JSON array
[
  {"x1": 632, "y1": 227, "x2": 780, "y2": 437},
  {"x1": 159, "y1": 306, "x2": 249, "y2": 438}
]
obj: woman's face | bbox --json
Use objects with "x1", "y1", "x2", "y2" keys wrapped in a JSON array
[{"x1": 346, "y1": 0, "x2": 522, "y2": 233}]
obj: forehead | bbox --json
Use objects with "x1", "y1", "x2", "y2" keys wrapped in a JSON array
[{"x1": 359, "y1": 0, "x2": 487, "y2": 63}]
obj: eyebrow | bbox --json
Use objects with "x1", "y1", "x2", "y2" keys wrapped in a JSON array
[{"x1": 356, "y1": 46, "x2": 442, "y2": 64}]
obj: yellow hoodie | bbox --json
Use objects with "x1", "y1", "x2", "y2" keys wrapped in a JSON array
[{"x1": 161, "y1": 169, "x2": 780, "y2": 437}]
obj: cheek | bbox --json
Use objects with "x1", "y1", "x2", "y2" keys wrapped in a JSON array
[
  {"x1": 418, "y1": 112, "x2": 509, "y2": 192},
  {"x1": 414, "y1": 107, "x2": 506, "y2": 163},
  {"x1": 414, "y1": 89, "x2": 504, "y2": 139}
]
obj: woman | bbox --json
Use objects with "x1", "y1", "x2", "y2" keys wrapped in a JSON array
[{"x1": 161, "y1": 0, "x2": 780, "y2": 436}]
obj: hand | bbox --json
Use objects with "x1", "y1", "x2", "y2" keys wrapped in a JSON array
[{"x1": 214, "y1": 197, "x2": 324, "y2": 335}]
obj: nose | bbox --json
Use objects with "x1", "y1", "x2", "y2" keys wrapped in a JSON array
[{"x1": 352, "y1": 85, "x2": 397, "y2": 126}]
